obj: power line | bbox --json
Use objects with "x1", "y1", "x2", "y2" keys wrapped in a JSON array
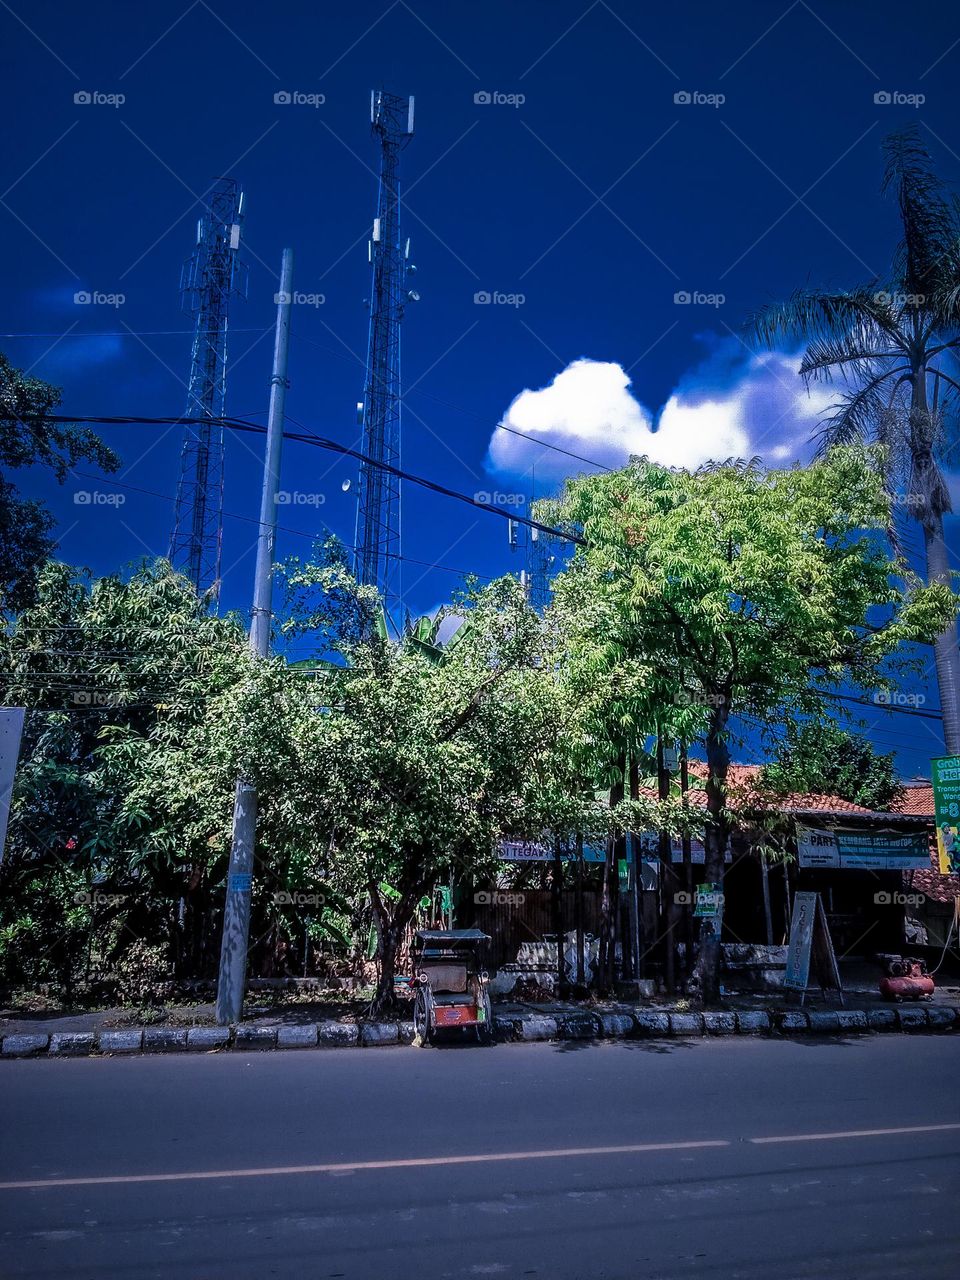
[
  {"x1": 43, "y1": 414, "x2": 586, "y2": 546},
  {"x1": 0, "y1": 329, "x2": 270, "y2": 339},
  {"x1": 68, "y1": 468, "x2": 495, "y2": 581},
  {"x1": 819, "y1": 689, "x2": 943, "y2": 721},
  {"x1": 292, "y1": 332, "x2": 614, "y2": 475}
]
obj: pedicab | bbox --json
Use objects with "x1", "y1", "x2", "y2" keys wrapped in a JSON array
[{"x1": 411, "y1": 929, "x2": 493, "y2": 1044}]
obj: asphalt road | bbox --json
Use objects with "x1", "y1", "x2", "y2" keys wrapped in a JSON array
[{"x1": 1, "y1": 1034, "x2": 958, "y2": 1280}]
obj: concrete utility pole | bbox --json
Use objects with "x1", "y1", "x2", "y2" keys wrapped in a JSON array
[{"x1": 216, "y1": 249, "x2": 294, "y2": 1026}]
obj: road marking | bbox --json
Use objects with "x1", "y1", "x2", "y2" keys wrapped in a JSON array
[
  {"x1": 750, "y1": 1122, "x2": 960, "y2": 1145},
  {"x1": 0, "y1": 1141, "x2": 729, "y2": 1190},
  {"x1": 3, "y1": 1122, "x2": 958, "y2": 1192}
]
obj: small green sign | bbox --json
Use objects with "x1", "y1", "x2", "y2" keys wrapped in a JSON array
[{"x1": 694, "y1": 883, "x2": 722, "y2": 918}]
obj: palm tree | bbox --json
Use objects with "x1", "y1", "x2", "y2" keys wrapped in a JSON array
[{"x1": 753, "y1": 126, "x2": 960, "y2": 752}]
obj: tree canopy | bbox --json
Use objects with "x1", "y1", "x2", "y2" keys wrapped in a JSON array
[
  {"x1": 0, "y1": 353, "x2": 119, "y2": 613},
  {"x1": 542, "y1": 445, "x2": 957, "y2": 998}
]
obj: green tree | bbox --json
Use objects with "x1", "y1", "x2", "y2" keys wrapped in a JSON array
[
  {"x1": 544, "y1": 448, "x2": 956, "y2": 1001},
  {"x1": 0, "y1": 353, "x2": 119, "y2": 612},
  {"x1": 0, "y1": 560, "x2": 255, "y2": 992},
  {"x1": 761, "y1": 721, "x2": 903, "y2": 812},
  {"x1": 753, "y1": 127, "x2": 960, "y2": 751}
]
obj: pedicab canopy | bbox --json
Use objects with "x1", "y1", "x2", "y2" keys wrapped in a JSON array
[{"x1": 414, "y1": 929, "x2": 490, "y2": 944}]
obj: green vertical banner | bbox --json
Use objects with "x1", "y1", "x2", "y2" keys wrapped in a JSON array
[{"x1": 932, "y1": 755, "x2": 960, "y2": 875}]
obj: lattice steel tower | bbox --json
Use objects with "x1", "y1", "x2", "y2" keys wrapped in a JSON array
[
  {"x1": 508, "y1": 501, "x2": 557, "y2": 615},
  {"x1": 354, "y1": 90, "x2": 415, "y2": 616},
  {"x1": 170, "y1": 177, "x2": 247, "y2": 598}
]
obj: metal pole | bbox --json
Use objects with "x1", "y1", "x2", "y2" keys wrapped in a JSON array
[
  {"x1": 250, "y1": 248, "x2": 295, "y2": 659},
  {"x1": 215, "y1": 249, "x2": 294, "y2": 1026},
  {"x1": 760, "y1": 854, "x2": 774, "y2": 947}
]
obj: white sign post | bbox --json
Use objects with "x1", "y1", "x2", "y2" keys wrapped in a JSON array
[{"x1": 0, "y1": 708, "x2": 26, "y2": 868}]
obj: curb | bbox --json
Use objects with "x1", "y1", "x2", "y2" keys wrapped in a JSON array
[{"x1": 1, "y1": 1005, "x2": 957, "y2": 1058}]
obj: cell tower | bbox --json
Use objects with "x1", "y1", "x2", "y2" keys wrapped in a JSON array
[
  {"x1": 508, "y1": 505, "x2": 556, "y2": 614},
  {"x1": 169, "y1": 177, "x2": 247, "y2": 599},
  {"x1": 354, "y1": 90, "x2": 416, "y2": 618}
]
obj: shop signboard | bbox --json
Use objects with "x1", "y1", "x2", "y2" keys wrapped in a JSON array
[
  {"x1": 796, "y1": 825, "x2": 929, "y2": 871},
  {"x1": 497, "y1": 839, "x2": 606, "y2": 863},
  {"x1": 784, "y1": 890, "x2": 843, "y2": 1003}
]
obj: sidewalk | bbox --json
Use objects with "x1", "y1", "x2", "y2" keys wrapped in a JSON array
[{"x1": 2, "y1": 987, "x2": 958, "y2": 1057}]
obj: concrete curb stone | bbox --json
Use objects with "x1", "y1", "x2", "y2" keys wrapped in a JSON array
[
  {"x1": 561, "y1": 1013, "x2": 600, "y2": 1040},
  {"x1": 736, "y1": 1011, "x2": 770, "y2": 1034},
  {"x1": 186, "y1": 1027, "x2": 230, "y2": 1051},
  {"x1": 635, "y1": 1011, "x2": 670, "y2": 1037},
  {"x1": 2, "y1": 1033, "x2": 50, "y2": 1057},
  {"x1": 778, "y1": 1011, "x2": 809, "y2": 1032},
  {"x1": 926, "y1": 1006, "x2": 956, "y2": 1028},
  {"x1": 49, "y1": 1032, "x2": 95, "y2": 1056},
  {"x1": 235, "y1": 1025, "x2": 278, "y2": 1050},
  {"x1": 318, "y1": 1021, "x2": 359, "y2": 1048},
  {"x1": 144, "y1": 1028, "x2": 188, "y2": 1053},
  {"x1": 519, "y1": 1015, "x2": 559, "y2": 1042},
  {"x1": 360, "y1": 1022, "x2": 399, "y2": 1046},
  {"x1": 867, "y1": 1007, "x2": 898, "y2": 1029},
  {"x1": 836, "y1": 1010, "x2": 868, "y2": 1031},
  {"x1": 97, "y1": 1029, "x2": 143, "y2": 1054},
  {"x1": 277, "y1": 1024, "x2": 318, "y2": 1049},
  {"x1": 807, "y1": 1011, "x2": 841, "y2": 1033},
  {"x1": 670, "y1": 1012, "x2": 704, "y2": 1036},
  {"x1": 3, "y1": 1003, "x2": 957, "y2": 1059},
  {"x1": 703, "y1": 1011, "x2": 736, "y2": 1035},
  {"x1": 598, "y1": 1012, "x2": 635, "y2": 1038}
]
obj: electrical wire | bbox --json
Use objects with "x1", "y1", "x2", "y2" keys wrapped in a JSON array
[
  {"x1": 67, "y1": 469, "x2": 496, "y2": 582},
  {"x1": 292, "y1": 332, "x2": 614, "y2": 474},
  {"x1": 41, "y1": 414, "x2": 585, "y2": 547}
]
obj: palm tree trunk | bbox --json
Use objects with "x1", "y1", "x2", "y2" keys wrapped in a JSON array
[
  {"x1": 923, "y1": 514, "x2": 960, "y2": 753},
  {"x1": 911, "y1": 375, "x2": 960, "y2": 753}
]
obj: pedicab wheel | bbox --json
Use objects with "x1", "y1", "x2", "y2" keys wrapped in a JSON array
[
  {"x1": 476, "y1": 985, "x2": 493, "y2": 1044},
  {"x1": 413, "y1": 984, "x2": 433, "y2": 1046}
]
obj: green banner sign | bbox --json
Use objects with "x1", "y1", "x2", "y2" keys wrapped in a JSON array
[{"x1": 932, "y1": 755, "x2": 960, "y2": 875}]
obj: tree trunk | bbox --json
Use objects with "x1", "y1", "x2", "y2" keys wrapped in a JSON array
[
  {"x1": 368, "y1": 880, "x2": 418, "y2": 1019},
  {"x1": 598, "y1": 755, "x2": 625, "y2": 992},
  {"x1": 911, "y1": 374, "x2": 960, "y2": 753},
  {"x1": 692, "y1": 699, "x2": 730, "y2": 1004},
  {"x1": 370, "y1": 918, "x2": 401, "y2": 1018},
  {"x1": 923, "y1": 512, "x2": 960, "y2": 754},
  {"x1": 657, "y1": 737, "x2": 675, "y2": 994}
]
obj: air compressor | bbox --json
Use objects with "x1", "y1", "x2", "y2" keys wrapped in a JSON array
[{"x1": 879, "y1": 955, "x2": 935, "y2": 1002}]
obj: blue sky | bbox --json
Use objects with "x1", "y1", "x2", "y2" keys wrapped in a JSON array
[{"x1": 1, "y1": 0, "x2": 958, "y2": 773}]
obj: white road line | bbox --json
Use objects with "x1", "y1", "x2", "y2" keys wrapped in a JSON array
[
  {"x1": 4, "y1": 1122, "x2": 958, "y2": 1191},
  {"x1": 750, "y1": 1122, "x2": 960, "y2": 1145},
  {"x1": 0, "y1": 1140, "x2": 730, "y2": 1190}
]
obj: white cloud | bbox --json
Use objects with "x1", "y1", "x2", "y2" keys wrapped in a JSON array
[
  {"x1": 487, "y1": 345, "x2": 835, "y2": 481},
  {"x1": 487, "y1": 359, "x2": 654, "y2": 480}
]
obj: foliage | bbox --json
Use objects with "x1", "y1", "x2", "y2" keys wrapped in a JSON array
[
  {"x1": 761, "y1": 721, "x2": 903, "y2": 812},
  {"x1": 542, "y1": 446, "x2": 956, "y2": 999},
  {"x1": 0, "y1": 558, "x2": 349, "y2": 996},
  {"x1": 751, "y1": 127, "x2": 960, "y2": 750},
  {"x1": 0, "y1": 353, "x2": 119, "y2": 612},
  {"x1": 114, "y1": 941, "x2": 173, "y2": 1008}
]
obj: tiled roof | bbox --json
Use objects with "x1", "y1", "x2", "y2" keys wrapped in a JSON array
[
  {"x1": 675, "y1": 764, "x2": 954, "y2": 895},
  {"x1": 686, "y1": 762, "x2": 880, "y2": 817},
  {"x1": 889, "y1": 783, "x2": 935, "y2": 818}
]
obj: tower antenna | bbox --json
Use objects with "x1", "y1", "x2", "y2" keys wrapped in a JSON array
[
  {"x1": 170, "y1": 177, "x2": 247, "y2": 599},
  {"x1": 354, "y1": 91, "x2": 415, "y2": 621}
]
